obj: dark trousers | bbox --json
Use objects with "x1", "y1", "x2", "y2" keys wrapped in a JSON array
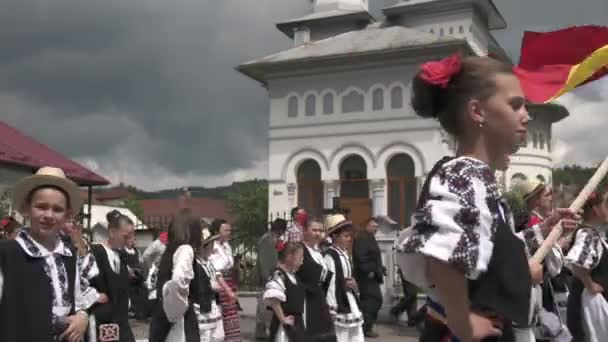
[
  {"x1": 360, "y1": 282, "x2": 382, "y2": 333},
  {"x1": 420, "y1": 316, "x2": 515, "y2": 342}
]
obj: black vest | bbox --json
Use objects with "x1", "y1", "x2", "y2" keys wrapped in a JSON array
[
  {"x1": 297, "y1": 246, "x2": 332, "y2": 295},
  {"x1": 0, "y1": 239, "x2": 76, "y2": 342},
  {"x1": 324, "y1": 248, "x2": 355, "y2": 314},
  {"x1": 269, "y1": 268, "x2": 307, "y2": 342}
]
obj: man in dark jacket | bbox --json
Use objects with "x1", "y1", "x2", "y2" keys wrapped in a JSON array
[{"x1": 353, "y1": 217, "x2": 384, "y2": 338}]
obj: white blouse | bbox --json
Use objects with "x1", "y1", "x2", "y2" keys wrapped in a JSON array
[
  {"x1": 101, "y1": 243, "x2": 121, "y2": 274},
  {"x1": 209, "y1": 241, "x2": 233, "y2": 274},
  {"x1": 263, "y1": 269, "x2": 298, "y2": 304},
  {"x1": 566, "y1": 226, "x2": 606, "y2": 271}
]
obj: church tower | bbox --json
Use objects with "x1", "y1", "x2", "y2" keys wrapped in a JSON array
[{"x1": 276, "y1": 0, "x2": 373, "y2": 46}]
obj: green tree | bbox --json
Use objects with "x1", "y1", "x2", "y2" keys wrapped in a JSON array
[
  {"x1": 226, "y1": 179, "x2": 268, "y2": 250},
  {"x1": 121, "y1": 196, "x2": 144, "y2": 223}
]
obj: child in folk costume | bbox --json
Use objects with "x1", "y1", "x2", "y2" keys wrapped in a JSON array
[
  {"x1": 196, "y1": 227, "x2": 225, "y2": 341},
  {"x1": 0, "y1": 167, "x2": 91, "y2": 342},
  {"x1": 323, "y1": 214, "x2": 365, "y2": 342},
  {"x1": 296, "y1": 218, "x2": 337, "y2": 342},
  {"x1": 264, "y1": 241, "x2": 306, "y2": 342},
  {"x1": 150, "y1": 211, "x2": 224, "y2": 342},
  {"x1": 90, "y1": 210, "x2": 136, "y2": 342},
  {"x1": 208, "y1": 219, "x2": 240, "y2": 342},
  {"x1": 395, "y1": 55, "x2": 579, "y2": 342},
  {"x1": 565, "y1": 191, "x2": 608, "y2": 341}
]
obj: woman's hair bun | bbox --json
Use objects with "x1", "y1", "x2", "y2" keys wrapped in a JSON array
[
  {"x1": 411, "y1": 75, "x2": 446, "y2": 119},
  {"x1": 106, "y1": 210, "x2": 122, "y2": 224}
]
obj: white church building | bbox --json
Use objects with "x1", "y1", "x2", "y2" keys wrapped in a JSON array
[{"x1": 238, "y1": 0, "x2": 568, "y2": 229}]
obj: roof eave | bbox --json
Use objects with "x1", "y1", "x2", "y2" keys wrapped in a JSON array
[
  {"x1": 276, "y1": 11, "x2": 375, "y2": 38},
  {"x1": 526, "y1": 102, "x2": 570, "y2": 123},
  {"x1": 383, "y1": 0, "x2": 506, "y2": 30},
  {"x1": 236, "y1": 39, "x2": 472, "y2": 85}
]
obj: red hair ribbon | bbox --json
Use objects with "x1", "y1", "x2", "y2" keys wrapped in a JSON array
[
  {"x1": 275, "y1": 240, "x2": 286, "y2": 253},
  {"x1": 0, "y1": 218, "x2": 9, "y2": 229},
  {"x1": 418, "y1": 54, "x2": 462, "y2": 88}
]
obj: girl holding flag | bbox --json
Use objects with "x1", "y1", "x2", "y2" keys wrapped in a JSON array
[{"x1": 396, "y1": 54, "x2": 579, "y2": 342}]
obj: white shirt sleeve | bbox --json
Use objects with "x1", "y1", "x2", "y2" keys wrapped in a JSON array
[
  {"x1": 75, "y1": 253, "x2": 101, "y2": 311},
  {"x1": 566, "y1": 228, "x2": 603, "y2": 271},
  {"x1": 324, "y1": 254, "x2": 337, "y2": 314},
  {"x1": 162, "y1": 245, "x2": 195, "y2": 323},
  {"x1": 263, "y1": 271, "x2": 286, "y2": 304}
]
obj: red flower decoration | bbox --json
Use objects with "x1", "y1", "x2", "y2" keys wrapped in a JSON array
[
  {"x1": 275, "y1": 240, "x2": 286, "y2": 252},
  {"x1": 0, "y1": 218, "x2": 8, "y2": 229},
  {"x1": 418, "y1": 54, "x2": 462, "y2": 88}
]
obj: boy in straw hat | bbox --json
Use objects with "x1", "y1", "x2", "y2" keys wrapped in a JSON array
[
  {"x1": 322, "y1": 214, "x2": 365, "y2": 342},
  {"x1": 0, "y1": 166, "x2": 90, "y2": 342}
]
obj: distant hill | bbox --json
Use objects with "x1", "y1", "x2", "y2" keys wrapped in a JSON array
[{"x1": 95, "y1": 183, "x2": 244, "y2": 200}]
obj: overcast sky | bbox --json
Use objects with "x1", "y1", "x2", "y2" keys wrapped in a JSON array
[{"x1": 2, "y1": 0, "x2": 607, "y2": 190}]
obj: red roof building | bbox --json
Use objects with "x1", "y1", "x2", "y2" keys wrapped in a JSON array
[
  {"x1": 0, "y1": 121, "x2": 109, "y2": 186},
  {"x1": 141, "y1": 197, "x2": 232, "y2": 230}
]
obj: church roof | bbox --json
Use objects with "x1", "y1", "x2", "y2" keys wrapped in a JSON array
[
  {"x1": 238, "y1": 22, "x2": 468, "y2": 84},
  {"x1": 276, "y1": 10, "x2": 374, "y2": 38}
]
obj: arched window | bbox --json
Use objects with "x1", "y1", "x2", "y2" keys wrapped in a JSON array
[
  {"x1": 342, "y1": 90, "x2": 364, "y2": 113},
  {"x1": 305, "y1": 94, "x2": 316, "y2": 116},
  {"x1": 297, "y1": 159, "x2": 323, "y2": 217},
  {"x1": 387, "y1": 154, "x2": 416, "y2": 226},
  {"x1": 391, "y1": 86, "x2": 403, "y2": 109},
  {"x1": 339, "y1": 155, "x2": 368, "y2": 198},
  {"x1": 287, "y1": 96, "x2": 298, "y2": 118},
  {"x1": 323, "y1": 93, "x2": 334, "y2": 115},
  {"x1": 372, "y1": 88, "x2": 384, "y2": 111}
]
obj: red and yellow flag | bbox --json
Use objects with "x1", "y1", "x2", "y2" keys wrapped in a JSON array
[{"x1": 513, "y1": 25, "x2": 608, "y2": 103}]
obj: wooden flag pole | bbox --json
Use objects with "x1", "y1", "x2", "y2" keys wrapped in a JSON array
[{"x1": 531, "y1": 157, "x2": 608, "y2": 264}]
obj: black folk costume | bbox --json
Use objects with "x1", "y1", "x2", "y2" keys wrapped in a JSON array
[
  {"x1": 263, "y1": 267, "x2": 307, "y2": 342},
  {"x1": 565, "y1": 225, "x2": 608, "y2": 341},
  {"x1": 397, "y1": 156, "x2": 532, "y2": 342},
  {"x1": 323, "y1": 245, "x2": 365, "y2": 342},
  {"x1": 0, "y1": 229, "x2": 88, "y2": 342},
  {"x1": 90, "y1": 243, "x2": 136, "y2": 342},
  {"x1": 296, "y1": 244, "x2": 337, "y2": 342}
]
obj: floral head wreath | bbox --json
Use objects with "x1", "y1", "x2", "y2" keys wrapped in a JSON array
[
  {"x1": 275, "y1": 240, "x2": 286, "y2": 253},
  {"x1": 418, "y1": 54, "x2": 462, "y2": 88}
]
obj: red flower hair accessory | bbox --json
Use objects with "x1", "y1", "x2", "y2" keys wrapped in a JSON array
[
  {"x1": 0, "y1": 218, "x2": 9, "y2": 229},
  {"x1": 418, "y1": 54, "x2": 462, "y2": 88},
  {"x1": 275, "y1": 240, "x2": 286, "y2": 252}
]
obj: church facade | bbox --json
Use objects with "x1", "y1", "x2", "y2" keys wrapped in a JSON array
[{"x1": 238, "y1": 0, "x2": 567, "y2": 229}]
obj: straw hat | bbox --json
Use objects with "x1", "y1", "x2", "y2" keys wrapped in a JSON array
[
  {"x1": 324, "y1": 213, "x2": 353, "y2": 236},
  {"x1": 12, "y1": 166, "x2": 83, "y2": 213},
  {"x1": 201, "y1": 227, "x2": 218, "y2": 247},
  {"x1": 512, "y1": 178, "x2": 545, "y2": 201}
]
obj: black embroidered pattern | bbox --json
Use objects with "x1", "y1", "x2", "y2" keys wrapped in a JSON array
[
  {"x1": 576, "y1": 228, "x2": 601, "y2": 268},
  {"x1": 16, "y1": 231, "x2": 73, "y2": 319},
  {"x1": 401, "y1": 157, "x2": 505, "y2": 276}
]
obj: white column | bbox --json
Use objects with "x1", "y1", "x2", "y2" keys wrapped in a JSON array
[
  {"x1": 370, "y1": 179, "x2": 386, "y2": 217},
  {"x1": 324, "y1": 180, "x2": 339, "y2": 209},
  {"x1": 287, "y1": 183, "x2": 297, "y2": 208}
]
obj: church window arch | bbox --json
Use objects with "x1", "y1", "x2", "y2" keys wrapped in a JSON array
[
  {"x1": 322, "y1": 92, "x2": 334, "y2": 115},
  {"x1": 372, "y1": 88, "x2": 384, "y2": 111},
  {"x1": 305, "y1": 94, "x2": 316, "y2": 116},
  {"x1": 391, "y1": 86, "x2": 404, "y2": 109},
  {"x1": 342, "y1": 88, "x2": 365, "y2": 113},
  {"x1": 287, "y1": 95, "x2": 299, "y2": 118}
]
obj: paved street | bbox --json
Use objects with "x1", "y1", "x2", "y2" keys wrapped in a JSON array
[{"x1": 131, "y1": 295, "x2": 420, "y2": 341}]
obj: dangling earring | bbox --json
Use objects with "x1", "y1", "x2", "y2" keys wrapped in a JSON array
[{"x1": 479, "y1": 122, "x2": 484, "y2": 129}]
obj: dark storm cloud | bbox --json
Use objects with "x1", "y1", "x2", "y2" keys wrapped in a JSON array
[{"x1": 0, "y1": 0, "x2": 308, "y2": 184}]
